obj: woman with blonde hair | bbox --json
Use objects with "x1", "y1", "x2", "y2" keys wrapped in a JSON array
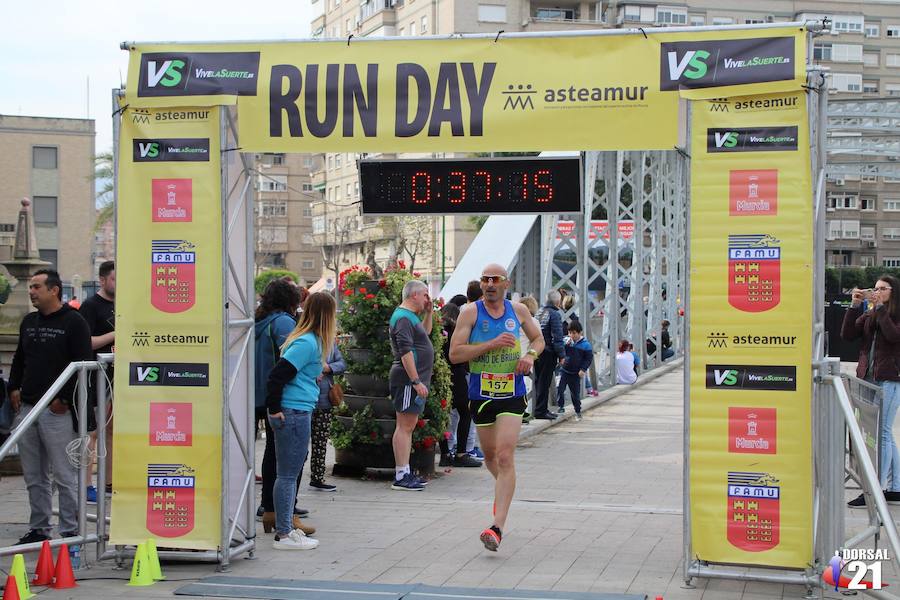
[{"x1": 265, "y1": 292, "x2": 336, "y2": 550}]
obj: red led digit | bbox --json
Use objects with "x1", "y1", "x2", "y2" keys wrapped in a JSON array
[
  {"x1": 448, "y1": 171, "x2": 466, "y2": 204},
  {"x1": 474, "y1": 170, "x2": 491, "y2": 202},
  {"x1": 534, "y1": 169, "x2": 553, "y2": 202},
  {"x1": 411, "y1": 171, "x2": 431, "y2": 204}
]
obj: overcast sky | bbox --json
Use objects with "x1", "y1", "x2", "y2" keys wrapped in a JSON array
[{"x1": 0, "y1": 0, "x2": 313, "y2": 154}]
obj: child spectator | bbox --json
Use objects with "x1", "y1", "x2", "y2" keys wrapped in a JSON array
[{"x1": 556, "y1": 321, "x2": 593, "y2": 421}]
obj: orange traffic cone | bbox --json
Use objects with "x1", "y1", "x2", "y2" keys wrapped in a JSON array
[
  {"x1": 51, "y1": 544, "x2": 77, "y2": 589},
  {"x1": 31, "y1": 541, "x2": 54, "y2": 586},
  {"x1": 2, "y1": 574, "x2": 20, "y2": 600}
]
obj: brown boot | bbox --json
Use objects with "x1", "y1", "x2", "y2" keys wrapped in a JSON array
[
  {"x1": 262, "y1": 511, "x2": 276, "y2": 533},
  {"x1": 293, "y1": 516, "x2": 315, "y2": 536}
]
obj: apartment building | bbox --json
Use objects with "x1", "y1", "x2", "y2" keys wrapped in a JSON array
[
  {"x1": 0, "y1": 115, "x2": 95, "y2": 283},
  {"x1": 254, "y1": 152, "x2": 323, "y2": 285},
  {"x1": 308, "y1": 0, "x2": 900, "y2": 277}
]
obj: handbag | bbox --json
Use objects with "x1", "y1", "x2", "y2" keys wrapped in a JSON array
[{"x1": 328, "y1": 382, "x2": 344, "y2": 407}]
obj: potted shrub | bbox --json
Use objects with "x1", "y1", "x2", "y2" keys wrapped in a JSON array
[{"x1": 0, "y1": 274, "x2": 10, "y2": 305}]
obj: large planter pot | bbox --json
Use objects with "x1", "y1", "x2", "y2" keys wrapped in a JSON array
[
  {"x1": 344, "y1": 372, "x2": 389, "y2": 397},
  {"x1": 374, "y1": 418, "x2": 396, "y2": 438},
  {"x1": 335, "y1": 415, "x2": 354, "y2": 429},
  {"x1": 344, "y1": 394, "x2": 395, "y2": 418},
  {"x1": 360, "y1": 279, "x2": 382, "y2": 295},
  {"x1": 345, "y1": 347, "x2": 373, "y2": 366},
  {"x1": 334, "y1": 444, "x2": 436, "y2": 476}
]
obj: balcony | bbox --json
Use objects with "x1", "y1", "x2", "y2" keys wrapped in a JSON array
[
  {"x1": 359, "y1": 0, "x2": 400, "y2": 31},
  {"x1": 528, "y1": 5, "x2": 607, "y2": 30}
]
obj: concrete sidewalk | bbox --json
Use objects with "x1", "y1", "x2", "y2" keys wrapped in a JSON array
[{"x1": 0, "y1": 365, "x2": 893, "y2": 599}]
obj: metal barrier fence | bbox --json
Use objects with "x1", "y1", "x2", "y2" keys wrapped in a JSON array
[{"x1": 0, "y1": 355, "x2": 112, "y2": 565}]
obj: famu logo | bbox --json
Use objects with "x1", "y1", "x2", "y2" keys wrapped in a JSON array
[
  {"x1": 138, "y1": 51, "x2": 260, "y2": 98},
  {"x1": 660, "y1": 37, "x2": 794, "y2": 91},
  {"x1": 706, "y1": 365, "x2": 797, "y2": 391},
  {"x1": 707, "y1": 127, "x2": 798, "y2": 153},
  {"x1": 133, "y1": 138, "x2": 210, "y2": 162}
]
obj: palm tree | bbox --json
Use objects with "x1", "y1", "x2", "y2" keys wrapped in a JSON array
[{"x1": 94, "y1": 151, "x2": 114, "y2": 230}]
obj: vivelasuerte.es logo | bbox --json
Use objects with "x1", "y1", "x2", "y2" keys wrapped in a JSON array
[
  {"x1": 129, "y1": 362, "x2": 210, "y2": 387},
  {"x1": 660, "y1": 37, "x2": 794, "y2": 91},
  {"x1": 706, "y1": 365, "x2": 797, "y2": 391},
  {"x1": 707, "y1": 127, "x2": 798, "y2": 153},
  {"x1": 133, "y1": 138, "x2": 210, "y2": 162},
  {"x1": 137, "y1": 52, "x2": 260, "y2": 97},
  {"x1": 130, "y1": 331, "x2": 210, "y2": 348},
  {"x1": 706, "y1": 331, "x2": 798, "y2": 350}
]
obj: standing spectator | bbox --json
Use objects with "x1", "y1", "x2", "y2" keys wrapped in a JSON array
[
  {"x1": 304, "y1": 343, "x2": 346, "y2": 491},
  {"x1": 616, "y1": 339, "x2": 638, "y2": 385},
  {"x1": 556, "y1": 321, "x2": 593, "y2": 421},
  {"x1": 255, "y1": 280, "x2": 313, "y2": 533},
  {"x1": 660, "y1": 320, "x2": 674, "y2": 361},
  {"x1": 9, "y1": 269, "x2": 92, "y2": 544},
  {"x1": 560, "y1": 294, "x2": 597, "y2": 397},
  {"x1": 842, "y1": 277, "x2": 900, "y2": 507},
  {"x1": 534, "y1": 290, "x2": 565, "y2": 419},
  {"x1": 79, "y1": 260, "x2": 115, "y2": 502},
  {"x1": 438, "y1": 303, "x2": 481, "y2": 468},
  {"x1": 266, "y1": 292, "x2": 336, "y2": 550},
  {"x1": 389, "y1": 280, "x2": 434, "y2": 491}
]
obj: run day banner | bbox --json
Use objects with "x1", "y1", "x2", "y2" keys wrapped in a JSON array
[
  {"x1": 111, "y1": 106, "x2": 223, "y2": 550},
  {"x1": 122, "y1": 26, "x2": 806, "y2": 152},
  {"x1": 689, "y1": 90, "x2": 813, "y2": 568}
]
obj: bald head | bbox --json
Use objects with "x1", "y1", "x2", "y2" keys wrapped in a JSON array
[{"x1": 480, "y1": 263, "x2": 509, "y2": 305}]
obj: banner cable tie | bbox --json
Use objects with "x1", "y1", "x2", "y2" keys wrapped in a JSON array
[
  {"x1": 347, "y1": 34, "x2": 354, "y2": 46},
  {"x1": 638, "y1": 27, "x2": 648, "y2": 39},
  {"x1": 112, "y1": 103, "x2": 130, "y2": 118},
  {"x1": 494, "y1": 30, "x2": 504, "y2": 43}
]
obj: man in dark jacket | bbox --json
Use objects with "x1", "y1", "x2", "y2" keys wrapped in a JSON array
[
  {"x1": 9, "y1": 269, "x2": 92, "y2": 545},
  {"x1": 533, "y1": 290, "x2": 565, "y2": 419}
]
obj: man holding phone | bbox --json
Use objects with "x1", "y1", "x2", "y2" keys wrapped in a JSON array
[{"x1": 389, "y1": 280, "x2": 434, "y2": 491}]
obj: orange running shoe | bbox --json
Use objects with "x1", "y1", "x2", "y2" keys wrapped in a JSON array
[{"x1": 480, "y1": 526, "x2": 501, "y2": 552}]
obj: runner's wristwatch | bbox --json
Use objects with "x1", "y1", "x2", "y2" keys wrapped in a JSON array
[{"x1": 411, "y1": 379, "x2": 422, "y2": 386}]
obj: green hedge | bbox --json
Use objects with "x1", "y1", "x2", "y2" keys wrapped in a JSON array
[
  {"x1": 254, "y1": 269, "x2": 300, "y2": 295},
  {"x1": 826, "y1": 267, "x2": 900, "y2": 295}
]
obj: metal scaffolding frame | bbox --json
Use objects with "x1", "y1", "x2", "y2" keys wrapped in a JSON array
[{"x1": 539, "y1": 150, "x2": 687, "y2": 387}]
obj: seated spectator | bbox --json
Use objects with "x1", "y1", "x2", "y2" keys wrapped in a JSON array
[{"x1": 616, "y1": 339, "x2": 637, "y2": 385}]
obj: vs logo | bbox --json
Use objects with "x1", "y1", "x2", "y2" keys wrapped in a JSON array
[
  {"x1": 137, "y1": 142, "x2": 159, "y2": 158},
  {"x1": 136, "y1": 366, "x2": 160, "y2": 383},
  {"x1": 146, "y1": 59, "x2": 186, "y2": 88},
  {"x1": 713, "y1": 369, "x2": 739, "y2": 386},
  {"x1": 714, "y1": 132, "x2": 739, "y2": 149},
  {"x1": 666, "y1": 50, "x2": 710, "y2": 81}
]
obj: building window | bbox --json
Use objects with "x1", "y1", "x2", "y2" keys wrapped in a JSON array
[
  {"x1": 832, "y1": 44, "x2": 863, "y2": 62},
  {"x1": 887, "y1": 84, "x2": 900, "y2": 96},
  {"x1": 258, "y1": 175, "x2": 287, "y2": 192},
  {"x1": 884, "y1": 228, "x2": 900, "y2": 241},
  {"x1": 887, "y1": 54, "x2": 900, "y2": 67},
  {"x1": 421, "y1": 15, "x2": 428, "y2": 32},
  {"x1": 271, "y1": 253, "x2": 286, "y2": 267},
  {"x1": 864, "y1": 81, "x2": 879, "y2": 94},
  {"x1": 327, "y1": 155, "x2": 333, "y2": 170},
  {"x1": 887, "y1": 26, "x2": 900, "y2": 38},
  {"x1": 478, "y1": 4, "x2": 507, "y2": 22},
  {"x1": 303, "y1": 156, "x2": 313, "y2": 168},
  {"x1": 335, "y1": 154, "x2": 342, "y2": 168},
  {"x1": 657, "y1": 7, "x2": 687, "y2": 24},
  {"x1": 884, "y1": 257, "x2": 900, "y2": 267},
  {"x1": 862, "y1": 255, "x2": 876, "y2": 267},
  {"x1": 861, "y1": 197, "x2": 876, "y2": 211},
  {"x1": 861, "y1": 174, "x2": 878, "y2": 183},
  {"x1": 312, "y1": 216, "x2": 325, "y2": 234},
  {"x1": 884, "y1": 199, "x2": 900, "y2": 211},
  {"x1": 813, "y1": 44, "x2": 832, "y2": 61},
  {"x1": 536, "y1": 7, "x2": 576, "y2": 20},
  {"x1": 272, "y1": 153, "x2": 285, "y2": 165},
  {"x1": 863, "y1": 53, "x2": 880, "y2": 67},
  {"x1": 828, "y1": 220, "x2": 843, "y2": 240},
  {"x1": 302, "y1": 183, "x2": 314, "y2": 192},
  {"x1": 830, "y1": 73, "x2": 863, "y2": 92},
  {"x1": 410, "y1": 21, "x2": 416, "y2": 35},
  {"x1": 39, "y1": 249, "x2": 58, "y2": 267},
  {"x1": 832, "y1": 17, "x2": 863, "y2": 34},
  {"x1": 354, "y1": 181, "x2": 359, "y2": 197},
  {"x1": 866, "y1": 24, "x2": 880, "y2": 38},
  {"x1": 842, "y1": 220, "x2": 860, "y2": 239},
  {"x1": 827, "y1": 193, "x2": 858, "y2": 210},
  {"x1": 259, "y1": 227, "x2": 288, "y2": 244},
  {"x1": 744, "y1": 19, "x2": 764, "y2": 24},
  {"x1": 689, "y1": 15, "x2": 704, "y2": 26},
  {"x1": 346, "y1": 183, "x2": 352, "y2": 197},
  {"x1": 260, "y1": 201, "x2": 288, "y2": 217},
  {"x1": 302, "y1": 260, "x2": 315, "y2": 270},
  {"x1": 711, "y1": 17, "x2": 734, "y2": 25},
  {"x1": 33, "y1": 196, "x2": 58, "y2": 225},
  {"x1": 33, "y1": 146, "x2": 58, "y2": 169},
  {"x1": 861, "y1": 226, "x2": 876, "y2": 240}
]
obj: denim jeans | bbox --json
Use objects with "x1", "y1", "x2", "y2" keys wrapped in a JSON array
[
  {"x1": 880, "y1": 381, "x2": 900, "y2": 492},
  {"x1": 557, "y1": 372, "x2": 582, "y2": 413},
  {"x1": 269, "y1": 408, "x2": 311, "y2": 535}
]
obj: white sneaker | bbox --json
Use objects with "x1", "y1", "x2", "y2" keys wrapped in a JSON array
[{"x1": 273, "y1": 528, "x2": 319, "y2": 550}]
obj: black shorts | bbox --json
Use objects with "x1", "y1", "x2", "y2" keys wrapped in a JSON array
[{"x1": 470, "y1": 396, "x2": 527, "y2": 427}]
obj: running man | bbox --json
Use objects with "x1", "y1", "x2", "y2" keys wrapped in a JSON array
[{"x1": 449, "y1": 264, "x2": 544, "y2": 551}]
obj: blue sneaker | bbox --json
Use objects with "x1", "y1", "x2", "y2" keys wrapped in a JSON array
[
  {"x1": 391, "y1": 473, "x2": 425, "y2": 491},
  {"x1": 86, "y1": 485, "x2": 97, "y2": 503},
  {"x1": 468, "y1": 447, "x2": 485, "y2": 461}
]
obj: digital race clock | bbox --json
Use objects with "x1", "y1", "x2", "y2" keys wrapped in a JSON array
[{"x1": 359, "y1": 156, "x2": 582, "y2": 215}]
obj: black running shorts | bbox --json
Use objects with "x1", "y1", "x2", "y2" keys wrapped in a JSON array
[{"x1": 470, "y1": 396, "x2": 527, "y2": 426}]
